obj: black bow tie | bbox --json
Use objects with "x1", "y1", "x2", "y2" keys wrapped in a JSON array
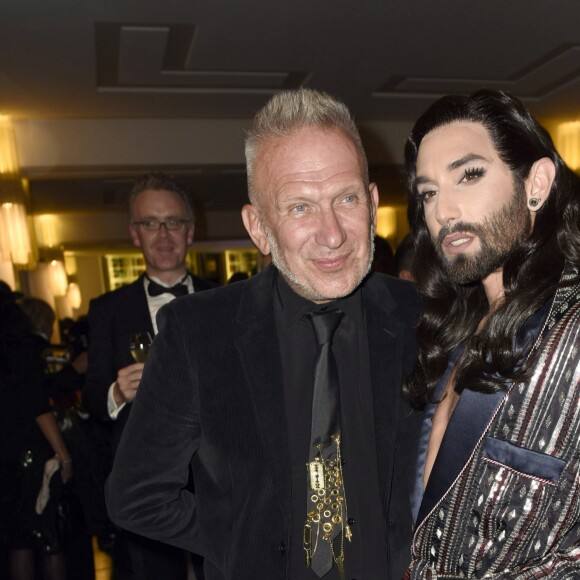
[{"x1": 147, "y1": 277, "x2": 189, "y2": 298}]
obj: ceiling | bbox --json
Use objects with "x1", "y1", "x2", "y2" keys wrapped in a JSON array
[{"x1": 1, "y1": 0, "x2": 580, "y2": 217}]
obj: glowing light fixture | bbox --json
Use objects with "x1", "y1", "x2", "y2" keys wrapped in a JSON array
[
  {"x1": 375, "y1": 206, "x2": 397, "y2": 240},
  {"x1": 0, "y1": 260, "x2": 15, "y2": 288},
  {"x1": 0, "y1": 202, "x2": 33, "y2": 264},
  {"x1": 0, "y1": 115, "x2": 19, "y2": 174},
  {"x1": 66, "y1": 282, "x2": 82, "y2": 309},
  {"x1": 48, "y1": 259, "x2": 68, "y2": 296},
  {"x1": 0, "y1": 116, "x2": 33, "y2": 265},
  {"x1": 555, "y1": 121, "x2": 580, "y2": 171},
  {"x1": 34, "y1": 214, "x2": 61, "y2": 248},
  {"x1": 64, "y1": 253, "x2": 77, "y2": 276}
]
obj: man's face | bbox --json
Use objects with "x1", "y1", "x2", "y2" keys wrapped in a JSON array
[
  {"x1": 129, "y1": 189, "x2": 194, "y2": 279},
  {"x1": 415, "y1": 121, "x2": 531, "y2": 285},
  {"x1": 244, "y1": 127, "x2": 378, "y2": 303}
]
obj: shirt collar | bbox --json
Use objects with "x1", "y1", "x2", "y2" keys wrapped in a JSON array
[
  {"x1": 143, "y1": 272, "x2": 193, "y2": 294},
  {"x1": 274, "y1": 268, "x2": 363, "y2": 327}
]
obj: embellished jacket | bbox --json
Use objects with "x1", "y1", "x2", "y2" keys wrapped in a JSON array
[{"x1": 407, "y1": 265, "x2": 580, "y2": 579}]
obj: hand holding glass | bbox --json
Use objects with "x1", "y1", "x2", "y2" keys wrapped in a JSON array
[{"x1": 129, "y1": 332, "x2": 152, "y2": 363}]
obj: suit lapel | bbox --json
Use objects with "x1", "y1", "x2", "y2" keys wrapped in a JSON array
[
  {"x1": 415, "y1": 267, "x2": 580, "y2": 528},
  {"x1": 416, "y1": 375, "x2": 506, "y2": 528},
  {"x1": 415, "y1": 264, "x2": 580, "y2": 530},
  {"x1": 190, "y1": 272, "x2": 216, "y2": 292},
  {"x1": 124, "y1": 276, "x2": 155, "y2": 337},
  {"x1": 363, "y1": 276, "x2": 404, "y2": 510},
  {"x1": 234, "y1": 267, "x2": 292, "y2": 528}
]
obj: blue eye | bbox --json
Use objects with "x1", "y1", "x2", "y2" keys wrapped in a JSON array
[{"x1": 292, "y1": 204, "x2": 307, "y2": 214}]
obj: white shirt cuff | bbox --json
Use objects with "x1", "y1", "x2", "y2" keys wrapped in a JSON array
[{"x1": 107, "y1": 382, "x2": 126, "y2": 419}]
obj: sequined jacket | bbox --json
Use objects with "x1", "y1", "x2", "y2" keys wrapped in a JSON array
[{"x1": 407, "y1": 265, "x2": 580, "y2": 579}]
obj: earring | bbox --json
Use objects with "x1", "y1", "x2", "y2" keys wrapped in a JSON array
[{"x1": 529, "y1": 197, "x2": 541, "y2": 208}]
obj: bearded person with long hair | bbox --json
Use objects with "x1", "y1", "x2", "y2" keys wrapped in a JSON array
[{"x1": 403, "y1": 90, "x2": 580, "y2": 578}]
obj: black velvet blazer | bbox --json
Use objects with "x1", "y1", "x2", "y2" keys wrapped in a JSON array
[{"x1": 106, "y1": 266, "x2": 422, "y2": 579}]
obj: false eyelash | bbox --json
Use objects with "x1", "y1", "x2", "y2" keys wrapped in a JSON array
[{"x1": 464, "y1": 166, "x2": 485, "y2": 179}]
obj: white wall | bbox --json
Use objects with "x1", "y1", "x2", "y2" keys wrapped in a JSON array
[{"x1": 13, "y1": 118, "x2": 413, "y2": 170}]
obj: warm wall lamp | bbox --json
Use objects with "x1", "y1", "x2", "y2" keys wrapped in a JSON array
[
  {"x1": 554, "y1": 121, "x2": 580, "y2": 172},
  {"x1": 0, "y1": 116, "x2": 34, "y2": 266},
  {"x1": 375, "y1": 206, "x2": 397, "y2": 242},
  {"x1": 67, "y1": 282, "x2": 82, "y2": 310}
]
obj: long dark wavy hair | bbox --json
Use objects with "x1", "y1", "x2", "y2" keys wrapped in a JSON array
[{"x1": 404, "y1": 89, "x2": 580, "y2": 408}]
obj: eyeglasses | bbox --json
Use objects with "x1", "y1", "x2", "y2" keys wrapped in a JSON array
[{"x1": 132, "y1": 219, "x2": 191, "y2": 231}]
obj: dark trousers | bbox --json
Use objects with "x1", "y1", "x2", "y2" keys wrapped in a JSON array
[
  {"x1": 125, "y1": 530, "x2": 188, "y2": 580},
  {"x1": 191, "y1": 552, "x2": 206, "y2": 579}
]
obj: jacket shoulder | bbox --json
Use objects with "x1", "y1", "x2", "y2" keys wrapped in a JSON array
[
  {"x1": 191, "y1": 275, "x2": 219, "y2": 292},
  {"x1": 88, "y1": 278, "x2": 143, "y2": 312},
  {"x1": 166, "y1": 278, "x2": 244, "y2": 313},
  {"x1": 367, "y1": 272, "x2": 423, "y2": 309}
]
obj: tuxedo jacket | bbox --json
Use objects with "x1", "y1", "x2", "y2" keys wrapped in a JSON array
[
  {"x1": 106, "y1": 266, "x2": 423, "y2": 580},
  {"x1": 407, "y1": 265, "x2": 580, "y2": 579},
  {"x1": 84, "y1": 273, "x2": 214, "y2": 455}
]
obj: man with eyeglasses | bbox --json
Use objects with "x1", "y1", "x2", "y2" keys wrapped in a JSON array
[{"x1": 85, "y1": 172, "x2": 213, "y2": 580}]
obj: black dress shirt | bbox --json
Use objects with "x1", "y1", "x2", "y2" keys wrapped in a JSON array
[{"x1": 274, "y1": 272, "x2": 388, "y2": 579}]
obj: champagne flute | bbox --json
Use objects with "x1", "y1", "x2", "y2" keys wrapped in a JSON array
[{"x1": 129, "y1": 332, "x2": 152, "y2": 363}]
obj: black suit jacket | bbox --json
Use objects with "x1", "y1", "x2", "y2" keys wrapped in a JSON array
[
  {"x1": 106, "y1": 266, "x2": 422, "y2": 579},
  {"x1": 84, "y1": 273, "x2": 215, "y2": 455}
]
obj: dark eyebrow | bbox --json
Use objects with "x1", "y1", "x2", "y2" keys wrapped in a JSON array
[
  {"x1": 415, "y1": 175, "x2": 432, "y2": 186},
  {"x1": 415, "y1": 153, "x2": 490, "y2": 186},
  {"x1": 447, "y1": 153, "x2": 489, "y2": 172}
]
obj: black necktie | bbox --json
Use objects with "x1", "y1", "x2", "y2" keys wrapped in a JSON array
[
  {"x1": 306, "y1": 308, "x2": 345, "y2": 578},
  {"x1": 146, "y1": 276, "x2": 189, "y2": 298},
  {"x1": 309, "y1": 309, "x2": 343, "y2": 448}
]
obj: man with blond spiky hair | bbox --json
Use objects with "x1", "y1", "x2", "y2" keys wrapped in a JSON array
[{"x1": 106, "y1": 89, "x2": 422, "y2": 580}]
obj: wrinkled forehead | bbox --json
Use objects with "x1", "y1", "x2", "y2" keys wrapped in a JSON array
[{"x1": 252, "y1": 127, "x2": 367, "y2": 205}]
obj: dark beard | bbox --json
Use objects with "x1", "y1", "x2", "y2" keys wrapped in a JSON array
[{"x1": 434, "y1": 186, "x2": 530, "y2": 285}]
